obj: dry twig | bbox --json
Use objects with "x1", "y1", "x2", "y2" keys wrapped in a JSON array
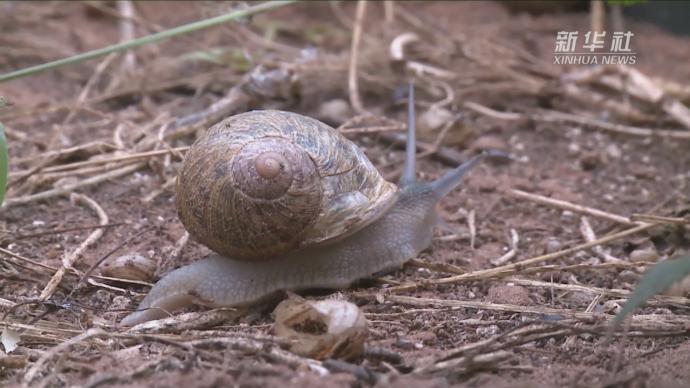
[
  {"x1": 348, "y1": 0, "x2": 368, "y2": 115},
  {"x1": 384, "y1": 223, "x2": 655, "y2": 293},
  {"x1": 579, "y1": 216, "x2": 623, "y2": 263},
  {"x1": 464, "y1": 101, "x2": 690, "y2": 139},
  {"x1": 23, "y1": 328, "x2": 106, "y2": 386},
  {"x1": 4, "y1": 163, "x2": 145, "y2": 207},
  {"x1": 378, "y1": 294, "x2": 690, "y2": 331},
  {"x1": 490, "y1": 229, "x2": 519, "y2": 266},
  {"x1": 39, "y1": 194, "x2": 109, "y2": 300},
  {"x1": 509, "y1": 189, "x2": 636, "y2": 226}
]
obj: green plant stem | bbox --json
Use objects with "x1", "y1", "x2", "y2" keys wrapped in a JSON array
[
  {"x1": 0, "y1": 122, "x2": 7, "y2": 206},
  {"x1": 0, "y1": 0, "x2": 298, "y2": 83}
]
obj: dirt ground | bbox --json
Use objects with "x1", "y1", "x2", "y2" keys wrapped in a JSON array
[{"x1": 1, "y1": 1, "x2": 690, "y2": 387}]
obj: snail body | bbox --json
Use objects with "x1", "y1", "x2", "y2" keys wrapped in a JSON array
[{"x1": 122, "y1": 85, "x2": 491, "y2": 326}]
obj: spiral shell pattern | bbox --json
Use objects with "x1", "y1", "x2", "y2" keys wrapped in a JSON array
[{"x1": 176, "y1": 110, "x2": 397, "y2": 260}]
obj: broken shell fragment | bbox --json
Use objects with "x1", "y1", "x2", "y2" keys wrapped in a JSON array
[
  {"x1": 100, "y1": 254, "x2": 156, "y2": 282},
  {"x1": 273, "y1": 298, "x2": 368, "y2": 360}
]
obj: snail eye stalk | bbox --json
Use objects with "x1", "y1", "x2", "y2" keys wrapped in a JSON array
[
  {"x1": 399, "y1": 82, "x2": 417, "y2": 187},
  {"x1": 431, "y1": 150, "x2": 510, "y2": 199}
]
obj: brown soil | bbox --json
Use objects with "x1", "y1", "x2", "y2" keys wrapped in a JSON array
[{"x1": 1, "y1": 1, "x2": 690, "y2": 387}]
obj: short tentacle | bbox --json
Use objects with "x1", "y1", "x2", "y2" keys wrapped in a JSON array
[{"x1": 430, "y1": 150, "x2": 510, "y2": 199}]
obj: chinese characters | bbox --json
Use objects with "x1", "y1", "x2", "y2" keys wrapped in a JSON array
[{"x1": 554, "y1": 30, "x2": 636, "y2": 65}]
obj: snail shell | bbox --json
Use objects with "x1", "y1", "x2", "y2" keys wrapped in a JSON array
[{"x1": 176, "y1": 110, "x2": 398, "y2": 260}]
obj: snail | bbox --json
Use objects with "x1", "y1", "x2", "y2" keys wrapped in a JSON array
[{"x1": 121, "y1": 84, "x2": 497, "y2": 326}]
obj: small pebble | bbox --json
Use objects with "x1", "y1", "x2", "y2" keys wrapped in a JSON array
[
  {"x1": 561, "y1": 210, "x2": 575, "y2": 220},
  {"x1": 606, "y1": 143, "x2": 622, "y2": 159},
  {"x1": 394, "y1": 336, "x2": 417, "y2": 350},
  {"x1": 618, "y1": 270, "x2": 640, "y2": 283},
  {"x1": 579, "y1": 151, "x2": 600, "y2": 171},
  {"x1": 471, "y1": 135, "x2": 508, "y2": 152},
  {"x1": 416, "y1": 331, "x2": 437, "y2": 345},
  {"x1": 476, "y1": 325, "x2": 499, "y2": 336},
  {"x1": 487, "y1": 284, "x2": 530, "y2": 305},
  {"x1": 318, "y1": 99, "x2": 351, "y2": 125},
  {"x1": 567, "y1": 291, "x2": 594, "y2": 305},
  {"x1": 100, "y1": 253, "x2": 156, "y2": 282},
  {"x1": 629, "y1": 248, "x2": 659, "y2": 263},
  {"x1": 418, "y1": 106, "x2": 454, "y2": 133},
  {"x1": 664, "y1": 275, "x2": 690, "y2": 297},
  {"x1": 602, "y1": 300, "x2": 621, "y2": 314},
  {"x1": 546, "y1": 238, "x2": 562, "y2": 253}
]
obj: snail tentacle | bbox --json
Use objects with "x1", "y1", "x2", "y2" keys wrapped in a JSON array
[{"x1": 400, "y1": 82, "x2": 417, "y2": 187}]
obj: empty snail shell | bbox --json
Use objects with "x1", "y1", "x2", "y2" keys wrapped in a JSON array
[{"x1": 121, "y1": 84, "x2": 500, "y2": 326}]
